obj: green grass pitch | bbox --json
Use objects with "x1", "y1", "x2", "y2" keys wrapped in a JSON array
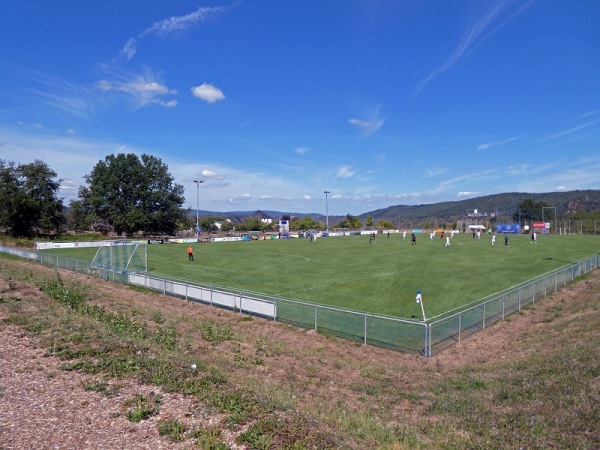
[{"x1": 44, "y1": 233, "x2": 599, "y2": 321}]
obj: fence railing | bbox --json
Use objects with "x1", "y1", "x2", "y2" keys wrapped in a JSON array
[{"x1": 1, "y1": 245, "x2": 597, "y2": 357}]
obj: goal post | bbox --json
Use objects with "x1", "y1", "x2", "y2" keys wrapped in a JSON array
[{"x1": 90, "y1": 241, "x2": 148, "y2": 274}]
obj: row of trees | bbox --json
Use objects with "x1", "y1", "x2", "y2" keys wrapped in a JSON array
[
  {"x1": 1, "y1": 154, "x2": 187, "y2": 238},
  {"x1": 1, "y1": 154, "x2": 394, "y2": 239}
]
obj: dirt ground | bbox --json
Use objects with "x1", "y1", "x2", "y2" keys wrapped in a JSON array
[{"x1": 1, "y1": 258, "x2": 598, "y2": 449}]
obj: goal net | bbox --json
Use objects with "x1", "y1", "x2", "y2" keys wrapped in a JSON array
[{"x1": 90, "y1": 241, "x2": 148, "y2": 274}]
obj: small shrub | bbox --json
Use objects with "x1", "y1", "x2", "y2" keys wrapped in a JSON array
[
  {"x1": 198, "y1": 320, "x2": 235, "y2": 344},
  {"x1": 125, "y1": 392, "x2": 162, "y2": 422},
  {"x1": 157, "y1": 419, "x2": 187, "y2": 441}
]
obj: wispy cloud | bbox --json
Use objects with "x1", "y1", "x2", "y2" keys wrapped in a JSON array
[
  {"x1": 348, "y1": 116, "x2": 385, "y2": 137},
  {"x1": 538, "y1": 120, "x2": 600, "y2": 142},
  {"x1": 96, "y1": 66, "x2": 177, "y2": 109},
  {"x1": 392, "y1": 192, "x2": 421, "y2": 200},
  {"x1": 348, "y1": 105, "x2": 386, "y2": 137},
  {"x1": 120, "y1": 4, "x2": 236, "y2": 61},
  {"x1": 414, "y1": 0, "x2": 534, "y2": 97},
  {"x1": 336, "y1": 166, "x2": 355, "y2": 178},
  {"x1": 27, "y1": 71, "x2": 101, "y2": 119},
  {"x1": 574, "y1": 110, "x2": 600, "y2": 120},
  {"x1": 477, "y1": 133, "x2": 526, "y2": 151},
  {"x1": 426, "y1": 166, "x2": 447, "y2": 177}
]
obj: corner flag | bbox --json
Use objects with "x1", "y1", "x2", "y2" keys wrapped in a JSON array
[{"x1": 416, "y1": 290, "x2": 426, "y2": 321}]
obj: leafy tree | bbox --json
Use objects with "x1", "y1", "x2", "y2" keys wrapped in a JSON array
[
  {"x1": 513, "y1": 199, "x2": 549, "y2": 223},
  {"x1": 337, "y1": 214, "x2": 362, "y2": 229},
  {"x1": 77, "y1": 153, "x2": 185, "y2": 235},
  {"x1": 366, "y1": 216, "x2": 374, "y2": 227},
  {"x1": 66, "y1": 199, "x2": 93, "y2": 232},
  {"x1": 377, "y1": 219, "x2": 395, "y2": 229},
  {"x1": 290, "y1": 216, "x2": 324, "y2": 231},
  {"x1": 199, "y1": 216, "x2": 222, "y2": 234},
  {"x1": 237, "y1": 217, "x2": 267, "y2": 232},
  {"x1": 220, "y1": 221, "x2": 234, "y2": 232},
  {"x1": 0, "y1": 159, "x2": 65, "y2": 237}
]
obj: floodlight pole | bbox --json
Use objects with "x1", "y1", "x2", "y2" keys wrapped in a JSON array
[
  {"x1": 193, "y1": 180, "x2": 204, "y2": 239},
  {"x1": 324, "y1": 190, "x2": 330, "y2": 232}
]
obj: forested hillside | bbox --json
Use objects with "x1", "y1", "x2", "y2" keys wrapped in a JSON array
[{"x1": 359, "y1": 190, "x2": 600, "y2": 227}]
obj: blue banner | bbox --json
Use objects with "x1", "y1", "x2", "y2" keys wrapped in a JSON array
[{"x1": 496, "y1": 223, "x2": 520, "y2": 234}]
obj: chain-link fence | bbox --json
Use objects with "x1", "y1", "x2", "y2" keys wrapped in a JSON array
[
  {"x1": 556, "y1": 220, "x2": 600, "y2": 235},
  {"x1": 1, "y1": 245, "x2": 597, "y2": 357}
]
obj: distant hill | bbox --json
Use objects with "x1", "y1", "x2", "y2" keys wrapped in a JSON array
[
  {"x1": 359, "y1": 190, "x2": 600, "y2": 226},
  {"x1": 194, "y1": 190, "x2": 600, "y2": 227}
]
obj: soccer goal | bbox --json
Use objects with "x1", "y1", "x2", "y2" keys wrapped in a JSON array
[{"x1": 90, "y1": 241, "x2": 148, "y2": 274}]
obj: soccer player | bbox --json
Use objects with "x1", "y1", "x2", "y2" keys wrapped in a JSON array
[
  {"x1": 445, "y1": 236, "x2": 451, "y2": 247},
  {"x1": 504, "y1": 234, "x2": 509, "y2": 247},
  {"x1": 187, "y1": 245, "x2": 194, "y2": 261},
  {"x1": 491, "y1": 233, "x2": 496, "y2": 246},
  {"x1": 411, "y1": 233, "x2": 416, "y2": 245}
]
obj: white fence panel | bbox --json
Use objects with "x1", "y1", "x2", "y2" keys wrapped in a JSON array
[
  {"x1": 211, "y1": 290, "x2": 236, "y2": 309},
  {"x1": 241, "y1": 296, "x2": 275, "y2": 318},
  {"x1": 171, "y1": 281, "x2": 188, "y2": 297}
]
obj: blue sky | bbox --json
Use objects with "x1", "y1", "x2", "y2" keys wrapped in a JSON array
[{"x1": 1, "y1": 1, "x2": 599, "y2": 216}]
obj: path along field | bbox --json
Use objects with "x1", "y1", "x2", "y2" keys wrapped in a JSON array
[{"x1": 44, "y1": 233, "x2": 600, "y2": 320}]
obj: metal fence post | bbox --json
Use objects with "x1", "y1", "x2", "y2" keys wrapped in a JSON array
[
  {"x1": 364, "y1": 315, "x2": 367, "y2": 344},
  {"x1": 483, "y1": 304, "x2": 486, "y2": 329},
  {"x1": 314, "y1": 306, "x2": 318, "y2": 331}
]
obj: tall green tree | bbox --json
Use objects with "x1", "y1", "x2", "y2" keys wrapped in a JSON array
[
  {"x1": 290, "y1": 216, "x2": 324, "y2": 230},
  {"x1": 337, "y1": 214, "x2": 362, "y2": 229},
  {"x1": 77, "y1": 153, "x2": 185, "y2": 235},
  {"x1": 0, "y1": 159, "x2": 65, "y2": 237},
  {"x1": 513, "y1": 199, "x2": 549, "y2": 223}
]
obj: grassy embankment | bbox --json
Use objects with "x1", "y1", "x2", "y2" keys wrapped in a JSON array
[{"x1": 0, "y1": 251, "x2": 599, "y2": 449}]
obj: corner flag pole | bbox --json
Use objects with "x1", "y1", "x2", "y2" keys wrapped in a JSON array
[{"x1": 416, "y1": 290, "x2": 426, "y2": 321}]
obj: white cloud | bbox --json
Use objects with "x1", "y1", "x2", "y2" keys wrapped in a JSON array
[
  {"x1": 295, "y1": 146, "x2": 310, "y2": 154},
  {"x1": 336, "y1": 166, "x2": 355, "y2": 178},
  {"x1": 458, "y1": 191, "x2": 478, "y2": 197},
  {"x1": 201, "y1": 169, "x2": 218, "y2": 178},
  {"x1": 191, "y1": 83, "x2": 225, "y2": 103},
  {"x1": 392, "y1": 193, "x2": 421, "y2": 200}
]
